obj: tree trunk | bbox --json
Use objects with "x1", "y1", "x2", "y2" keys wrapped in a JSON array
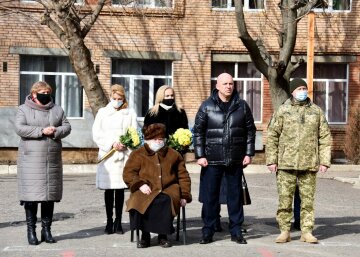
[{"x1": 68, "y1": 38, "x2": 108, "y2": 116}]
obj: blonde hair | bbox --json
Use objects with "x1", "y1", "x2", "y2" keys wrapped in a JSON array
[
  {"x1": 30, "y1": 81, "x2": 52, "y2": 95},
  {"x1": 148, "y1": 85, "x2": 181, "y2": 116},
  {"x1": 111, "y1": 84, "x2": 128, "y2": 109}
]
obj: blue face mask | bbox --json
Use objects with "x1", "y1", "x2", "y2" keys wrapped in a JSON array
[
  {"x1": 295, "y1": 91, "x2": 308, "y2": 102},
  {"x1": 149, "y1": 141, "x2": 165, "y2": 152},
  {"x1": 111, "y1": 99, "x2": 123, "y2": 109}
]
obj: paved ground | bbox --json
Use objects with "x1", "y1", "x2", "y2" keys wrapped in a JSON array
[{"x1": 0, "y1": 165, "x2": 359, "y2": 257}]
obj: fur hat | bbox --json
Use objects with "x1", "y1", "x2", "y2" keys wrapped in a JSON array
[
  {"x1": 289, "y1": 78, "x2": 307, "y2": 93},
  {"x1": 142, "y1": 123, "x2": 166, "y2": 140}
]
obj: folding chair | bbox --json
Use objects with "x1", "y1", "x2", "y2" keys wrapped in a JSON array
[{"x1": 130, "y1": 206, "x2": 187, "y2": 245}]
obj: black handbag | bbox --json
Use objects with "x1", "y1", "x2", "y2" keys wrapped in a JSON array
[{"x1": 242, "y1": 173, "x2": 251, "y2": 205}]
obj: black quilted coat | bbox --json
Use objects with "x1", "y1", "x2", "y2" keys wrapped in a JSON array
[{"x1": 193, "y1": 89, "x2": 256, "y2": 166}]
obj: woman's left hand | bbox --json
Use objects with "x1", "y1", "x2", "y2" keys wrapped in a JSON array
[{"x1": 180, "y1": 199, "x2": 187, "y2": 207}]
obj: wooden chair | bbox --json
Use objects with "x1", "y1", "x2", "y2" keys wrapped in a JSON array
[{"x1": 130, "y1": 206, "x2": 187, "y2": 245}]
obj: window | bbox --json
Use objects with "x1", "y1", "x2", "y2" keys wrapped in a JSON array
[
  {"x1": 212, "y1": 0, "x2": 265, "y2": 10},
  {"x1": 112, "y1": 0, "x2": 172, "y2": 8},
  {"x1": 292, "y1": 63, "x2": 348, "y2": 124},
  {"x1": 314, "y1": 0, "x2": 351, "y2": 11},
  {"x1": 211, "y1": 62, "x2": 263, "y2": 122},
  {"x1": 20, "y1": 56, "x2": 83, "y2": 118},
  {"x1": 111, "y1": 59, "x2": 172, "y2": 117}
]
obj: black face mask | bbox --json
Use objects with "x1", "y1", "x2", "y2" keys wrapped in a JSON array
[
  {"x1": 36, "y1": 93, "x2": 52, "y2": 105},
  {"x1": 162, "y1": 99, "x2": 175, "y2": 106}
]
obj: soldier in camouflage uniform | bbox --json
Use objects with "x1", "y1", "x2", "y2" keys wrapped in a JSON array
[{"x1": 266, "y1": 78, "x2": 331, "y2": 244}]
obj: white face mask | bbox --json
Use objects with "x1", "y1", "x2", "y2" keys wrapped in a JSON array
[
  {"x1": 149, "y1": 141, "x2": 165, "y2": 152},
  {"x1": 295, "y1": 91, "x2": 308, "y2": 102},
  {"x1": 111, "y1": 99, "x2": 123, "y2": 109}
]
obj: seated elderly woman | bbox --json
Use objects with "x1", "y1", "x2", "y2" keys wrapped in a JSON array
[{"x1": 123, "y1": 123, "x2": 192, "y2": 248}]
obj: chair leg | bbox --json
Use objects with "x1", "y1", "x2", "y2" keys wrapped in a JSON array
[
  {"x1": 176, "y1": 212, "x2": 180, "y2": 241},
  {"x1": 182, "y1": 206, "x2": 186, "y2": 245}
]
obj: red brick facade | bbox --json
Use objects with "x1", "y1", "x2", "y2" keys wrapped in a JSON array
[{"x1": 1, "y1": 0, "x2": 359, "y2": 163}]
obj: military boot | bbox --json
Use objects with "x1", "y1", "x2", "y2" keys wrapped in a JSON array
[
  {"x1": 275, "y1": 231, "x2": 291, "y2": 243},
  {"x1": 300, "y1": 232, "x2": 318, "y2": 244}
]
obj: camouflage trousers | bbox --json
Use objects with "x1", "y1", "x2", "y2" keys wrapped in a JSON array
[{"x1": 276, "y1": 170, "x2": 317, "y2": 233}]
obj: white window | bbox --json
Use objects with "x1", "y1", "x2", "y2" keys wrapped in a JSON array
[
  {"x1": 112, "y1": 0, "x2": 172, "y2": 8},
  {"x1": 211, "y1": 62, "x2": 263, "y2": 123},
  {"x1": 314, "y1": 0, "x2": 351, "y2": 12},
  {"x1": 292, "y1": 63, "x2": 348, "y2": 124},
  {"x1": 22, "y1": 0, "x2": 83, "y2": 3},
  {"x1": 20, "y1": 56, "x2": 84, "y2": 118},
  {"x1": 212, "y1": 0, "x2": 265, "y2": 10},
  {"x1": 111, "y1": 59, "x2": 172, "y2": 118}
]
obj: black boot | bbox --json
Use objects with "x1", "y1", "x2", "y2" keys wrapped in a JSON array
[
  {"x1": 24, "y1": 202, "x2": 39, "y2": 245},
  {"x1": 137, "y1": 231, "x2": 150, "y2": 248},
  {"x1": 104, "y1": 190, "x2": 114, "y2": 234},
  {"x1": 41, "y1": 202, "x2": 56, "y2": 243},
  {"x1": 113, "y1": 189, "x2": 124, "y2": 234}
]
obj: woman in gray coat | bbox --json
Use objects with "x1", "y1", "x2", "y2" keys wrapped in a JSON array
[{"x1": 15, "y1": 81, "x2": 71, "y2": 245}]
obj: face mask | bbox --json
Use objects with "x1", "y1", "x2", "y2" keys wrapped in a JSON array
[
  {"x1": 36, "y1": 93, "x2": 52, "y2": 105},
  {"x1": 162, "y1": 99, "x2": 175, "y2": 106},
  {"x1": 149, "y1": 141, "x2": 165, "y2": 152},
  {"x1": 111, "y1": 99, "x2": 123, "y2": 109},
  {"x1": 295, "y1": 91, "x2": 308, "y2": 102}
]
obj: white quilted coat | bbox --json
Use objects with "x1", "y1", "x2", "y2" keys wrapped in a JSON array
[{"x1": 92, "y1": 103, "x2": 138, "y2": 189}]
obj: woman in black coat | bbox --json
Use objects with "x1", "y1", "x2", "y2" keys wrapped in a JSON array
[{"x1": 144, "y1": 85, "x2": 188, "y2": 139}]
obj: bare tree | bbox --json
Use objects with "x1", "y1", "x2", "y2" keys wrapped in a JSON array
[
  {"x1": 0, "y1": 0, "x2": 108, "y2": 116},
  {"x1": 234, "y1": 0, "x2": 325, "y2": 110}
]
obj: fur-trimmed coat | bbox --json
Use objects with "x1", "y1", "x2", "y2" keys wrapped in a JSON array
[
  {"x1": 123, "y1": 144, "x2": 192, "y2": 217},
  {"x1": 92, "y1": 103, "x2": 138, "y2": 189}
]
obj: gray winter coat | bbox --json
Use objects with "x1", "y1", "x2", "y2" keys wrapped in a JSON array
[{"x1": 15, "y1": 96, "x2": 71, "y2": 202}]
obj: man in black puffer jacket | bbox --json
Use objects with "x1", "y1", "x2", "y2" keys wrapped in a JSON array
[{"x1": 194, "y1": 73, "x2": 256, "y2": 245}]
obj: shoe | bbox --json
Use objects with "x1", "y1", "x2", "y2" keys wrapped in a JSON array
[
  {"x1": 104, "y1": 219, "x2": 113, "y2": 234},
  {"x1": 275, "y1": 231, "x2": 291, "y2": 243},
  {"x1": 241, "y1": 228, "x2": 247, "y2": 233},
  {"x1": 199, "y1": 236, "x2": 213, "y2": 244},
  {"x1": 231, "y1": 235, "x2": 247, "y2": 244},
  {"x1": 113, "y1": 218, "x2": 124, "y2": 234},
  {"x1": 41, "y1": 228, "x2": 56, "y2": 243},
  {"x1": 300, "y1": 232, "x2": 318, "y2": 244},
  {"x1": 137, "y1": 232, "x2": 150, "y2": 248},
  {"x1": 137, "y1": 239, "x2": 150, "y2": 248},
  {"x1": 158, "y1": 235, "x2": 172, "y2": 248},
  {"x1": 293, "y1": 219, "x2": 300, "y2": 230}
]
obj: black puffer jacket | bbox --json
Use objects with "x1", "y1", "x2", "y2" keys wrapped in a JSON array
[{"x1": 194, "y1": 89, "x2": 256, "y2": 166}]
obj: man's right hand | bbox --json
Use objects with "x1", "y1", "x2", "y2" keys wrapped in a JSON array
[
  {"x1": 267, "y1": 164, "x2": 278, "y2": 173},
  {"x1": 197, "y1": 158, "x2": 208, "y2": 167}
]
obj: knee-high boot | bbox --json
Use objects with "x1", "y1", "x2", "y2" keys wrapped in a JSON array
[
  {"x1": 41, "y1": 202, "x2": 56, "y2": 243},
  {"x1": 113, "y1": 189, "x2": 124, "y2": 234},
  {"x1": 104, "y1": 189, "x2": 114, "y2": 234},
  {"x1": 24, "y1": 202, "x2": 39, "y2": 245}
]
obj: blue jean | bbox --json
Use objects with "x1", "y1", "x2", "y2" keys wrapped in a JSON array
[{"x1": 200, "y1": 165, "x2": 244, "y2": 237}]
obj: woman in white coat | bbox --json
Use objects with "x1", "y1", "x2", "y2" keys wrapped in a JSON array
[{"x1": 92, "y1": 84, "x2": 138, "y2": 234}]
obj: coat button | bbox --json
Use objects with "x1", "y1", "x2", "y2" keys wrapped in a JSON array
[{"x1": 159, "y1": 175, "x2": 161, "y2": 178}]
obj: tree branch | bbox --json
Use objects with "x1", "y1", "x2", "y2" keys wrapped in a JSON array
[
  {"x1": 40, "y1": 11, "x2": 69, "y2": 48},
  {"x1": 81, "y1": 0, "x2": 106, "y2": 38},
  {"x1": 234, "y1": 0, "x2": 269, "y2": 79}
]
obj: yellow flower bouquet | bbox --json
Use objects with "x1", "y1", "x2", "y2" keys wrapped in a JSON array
[
  {"x1": 98, "y1": 127, "x2": 141, "y2": 163},
  {"x1": 167, "y1": 128, "x2": 193, "y2": 152}
]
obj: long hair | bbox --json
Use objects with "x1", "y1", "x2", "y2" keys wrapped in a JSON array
[
  {"x1": 111, "y1": 84, "x2": 128, "y2": 110},
  {"x1": 30, "y1": 81, "x2": 52, "y2": 95},
  {"x1": 148, "y1": 85, "x2": 181, "y2": 116}
]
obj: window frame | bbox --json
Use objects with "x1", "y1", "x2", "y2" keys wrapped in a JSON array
[
  {"x1": 111, "y1": 60, "x2": 173, "y2": 120},
  {"x1": 211, "y1": 62, "x2": 263, "y2": 123},
  {"x1": 313, "y1": 0, "x2": 352, "y2": 12},
  {"x1": 19, "y1": 70, "x2": 85, "y2": 119},
  {"x1": 293, "y1": 64, "x2": 349, "y2": 125},
  {"x1": 111, "y1": 0, "x2": 173, "y2": 8},
  {"x1": 212, "y1": 0, "x2": 265, "y2": 11}
]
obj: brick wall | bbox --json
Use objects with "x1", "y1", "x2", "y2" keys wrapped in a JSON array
[{"x1": 1, "y1": 0, "x2": 360, "y2": 163}]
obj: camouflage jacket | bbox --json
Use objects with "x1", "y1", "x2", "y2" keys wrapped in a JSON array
[{"x1": 266, "y1": 98, "x2": 331, "y2": 171}]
